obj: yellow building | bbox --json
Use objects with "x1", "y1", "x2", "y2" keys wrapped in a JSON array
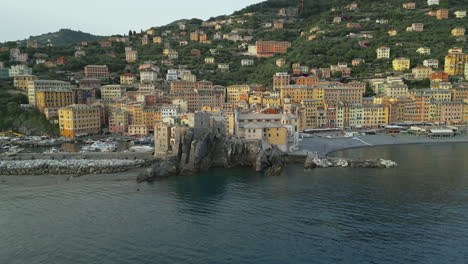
[
  {"x1": 226, "y1": 85, "x2": 252, "y2": 104},
  {"x1": 13, "y1": 75, "x2": 38, "y2": 90},
  {"x1": 263, "y1": 93, "x2": 281, "y2": 108},
  {"x1": 412, "y1": 66, "x2": 433, "y2": 80},
  {"x1": 388, "y1": 29, "x2": 398, "y2": 36},
  {"x1": 248, "y1": 92, "x2": 263, "y2": 106},
  {"x1": 280, "y1": 86, "x2": 324, "y2": 104},
  {"x1": 363, "y1": 104, "x2": 389, "y2": 128},
  {"x1": 265, "y1": 126, "x2": 288, "y2": 146},
  {"x1": 128, "y1": 124, "x2": 149, "y2": 136},
  {"x1": 451, "y1": 28, "x2": 465, "y2": 36},
  {"x1": 153, "y1": 36, "x2": 162, "y2": 44},
  {"x1": 59, "y1": 104, "x2": 101, "y2": 138},
  {"x1": 463, "y1": 101, "x2": 468, "y2": 124},
  {"x1": 223, "y1": 112, "x2": 235, "y2": 135},
  {"x1": 243, "y1": 123, "x2": 288, "y2": 151},
  {"x1": 393, "y1": 57, "x2": 411, "y2": 71},
  {"x1": 444, "y1": 53, "x2": 468, "y2": 75},
  {"x1": 416, "y1": 47, "x2": 431, "y2": 55},
  {"x1": 101, "y1": 85, "x2": 127, "y2": 100},
  {"x1": 120, "y1": 73, "x2": 136, "y2": 85},
  {"x1": 299, "y1": 99, "x2": 322, "y2": 130},
  {"x1": 35, "y1": 90, "x2": 74, "y2": 113},
  {"x1": 409, "y1": 89, "x2": 452, "y2": 102}
]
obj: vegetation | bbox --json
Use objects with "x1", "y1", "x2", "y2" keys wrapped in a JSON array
[
  {"x1": 0, "y1": 0, "x2": 466, "y2": 87},
  {"x1": 23, "y1": 29, "x2": 103, "y2": 46},
  {"x1": 0, "y1": 82, "x2": 58, "y2": 136}
]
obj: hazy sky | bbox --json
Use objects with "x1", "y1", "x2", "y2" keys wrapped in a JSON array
[{"x1": 1, "y1": 0, "x2": 265, "y2": 42}]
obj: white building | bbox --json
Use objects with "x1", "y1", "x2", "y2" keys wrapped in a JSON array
[
  {"x1": 9, "y1": 65, "x2": 32, "y2": 77},
  {"x1": 423, "y1": 59, "x2": 439, "y2": 69},
  {"x1": 166, "y1": 69, "x2": 179, "y2": 81},
  {"x1": 125, "y1": 50, "x2": 138, "y2": 63},
  {"x1": 241, "y1": 59, "x2": 254, "y2": 66},
  {"x1": 140, "y1": 68, "x2": 158, "y2": 83},
  {"x1": 205, "y1": 57, "x2": 215, "y2": 64},
  {"x1": 465, "y1": 63, "x2": 468, "y2": 80},
  {"x1": 161, "y1": 104, "x2": 180, "y2": 118},
  {"x1": 218, "y1": 63, "x2": 230, "y2": 72},
  {"x1": 376, "y1": 47, "x2": 390, "y2": 59},
  {"x1": 100, "y1": 85, "x2": 127, "y2": 101},
  {"x1": 27, "y1": 80, "x2": 71, "y2": 105},
  {"x1": 427, "y1": 0, "x2": 439, "y2": 6},
  {"x1": 454, "y1": 11, "x2": 466, "y2": 19}
]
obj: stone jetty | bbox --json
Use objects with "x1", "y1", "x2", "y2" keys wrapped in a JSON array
[{"x1": 0, "y1": 159, "x2": 147, "y2": 175}]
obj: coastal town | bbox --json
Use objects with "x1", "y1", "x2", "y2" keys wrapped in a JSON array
[
  {"x1": 0, "y1": 0, "x2": 467, "y2": 162},
  {"x1": 3, "y1": 2, "x2": 468, "y2": 263}
]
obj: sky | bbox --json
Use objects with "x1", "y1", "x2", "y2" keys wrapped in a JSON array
[{"x1": 0, "y1": 0, "x2": 265, "y2": 42}]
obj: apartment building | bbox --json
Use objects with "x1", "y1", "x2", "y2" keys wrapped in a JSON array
[
  {"x1": 59, "y1": 104, "x2": 101, "y2": 138},
  {"x1": 27, "y1": 80, "x2": 71, "y2": 105},
  {"x1": 84, "y1": 65, "x2": 109, "y2": 78},
  {"x1": 101, "y1": 85, "x2": 127, "y2": 101}
]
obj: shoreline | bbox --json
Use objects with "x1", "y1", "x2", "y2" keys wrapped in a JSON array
[
  {"x1": 326, "y1": 140, "x2": 468, "y2": 156},
  {"x1": 297, "y1": 133, "x2": 468, "y2": 157},
  {"x1": 2, "y1": 134, "x2": 468, "y2": 178}
]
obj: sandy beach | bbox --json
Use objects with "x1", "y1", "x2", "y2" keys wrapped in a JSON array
[{"x1": 298, "y1": 133, "x2": 468, "y2": 156}]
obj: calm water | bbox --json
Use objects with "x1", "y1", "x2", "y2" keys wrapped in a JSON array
[{"x1": 1, "y1": 143, "x2": 467, "y2": 264}]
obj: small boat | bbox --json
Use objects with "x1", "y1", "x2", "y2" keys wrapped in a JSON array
[
  {"x1": 129, "y1": 146, "x2": 155, "y2": 152},
  {"x1": 3, "y1": 147, "x2": 24, "y2": 157},
  {"x1": 81, "y1": 141, "x2": 118, "y2": 152},
  {"x1": 43, "y1": 147, "x2": 66, "y2": 154}
]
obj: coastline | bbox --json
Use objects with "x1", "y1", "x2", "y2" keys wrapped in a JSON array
[
  {"x1": 297, "y1": 133, "x2": 468, "y2": 156},
  {"x1": 2, "y1": 133, "x2": 468, "y2": 178}
]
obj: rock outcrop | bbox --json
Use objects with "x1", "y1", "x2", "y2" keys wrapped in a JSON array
[
  {"x1": 304, "y1": 152, "x2": 397, "y2": 169},
  {"x1": 137, "y1": 128, "x2": 285, "y2": 182}
]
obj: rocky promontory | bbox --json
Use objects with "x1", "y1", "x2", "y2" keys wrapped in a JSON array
[
  {"x1": 0, "y1": 159, "x2": 147, "y2": 175},
  {"x1": 138, "y1": 127, "x2": 284, "y2": 182}
]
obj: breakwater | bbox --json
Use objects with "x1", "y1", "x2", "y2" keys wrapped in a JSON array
[
  {"x1": 0, "y1": 159, "x2": 148, "y2": 175},
  {"x1": 1, "y1": 152, "x2": 154, "y2": 161}
]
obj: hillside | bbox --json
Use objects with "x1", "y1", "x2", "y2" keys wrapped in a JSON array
[
  {"x1": 24, "y1": 29, "x2": 104, "y2": 46},
  {"x1": 128, "y1": 0, "x2": 466, "y2": 86},
  {"x1": 1, "y1": 0, "x2": 466, "y2": 87},
  {"x1": 0, "y1": 83, "x2": 58, "y2": 136}
]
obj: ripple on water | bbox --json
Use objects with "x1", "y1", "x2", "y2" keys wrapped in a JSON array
[{"x1": 1, "y1": 144, "x2": 468, "y2": 264}]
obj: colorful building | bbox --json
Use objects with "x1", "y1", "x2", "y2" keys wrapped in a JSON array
[
  {"x1": 59, "y1": 104, "x2": 101, "y2": 138},
  {"x1": 393, "y1": 57, "x2": 411, "y2": 71}
]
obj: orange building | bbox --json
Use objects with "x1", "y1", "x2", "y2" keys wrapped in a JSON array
[
  {"x1": 273, "y1": 72, "x2": 291, "y2": 90},
  {"x1": 296, "y1": 76, "x2": 320, "y2": 86},
  {"x1": 440, "y1": 102, "x2": 464, "y2": 125},
  {"x1": 56, "y1": 56, "x2": 67, "y2": 65},
  {"x1": 256, "y1": 41, "x2": 291, "y2": 58},
  {"x1": 436, "y1": 9, "x2": 449, "y2": 19},
  {"x1": 451, "y1": 88, "x2": 468, "y2": 102},
  {"x1": 430, "y1": 72, "x2": 449, "y2": 82},
  {"x1": 59, "y1": 104, "x2": 101, "y2": 138},
  {"x1": 35, "y1": 90, "x2": 74, "y2": 113}
]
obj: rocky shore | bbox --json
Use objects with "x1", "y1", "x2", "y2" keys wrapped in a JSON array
[
  {"x1": 0, "y1": 159, "x2": 147, "y2": 175},
  {"x1": 304, "y1": 152, "x2": 397, "y2": 169}
]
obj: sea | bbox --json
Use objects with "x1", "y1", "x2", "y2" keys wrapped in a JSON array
[{"x1": 1, "y1": 143, "x2": 467, "y2": 264}]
